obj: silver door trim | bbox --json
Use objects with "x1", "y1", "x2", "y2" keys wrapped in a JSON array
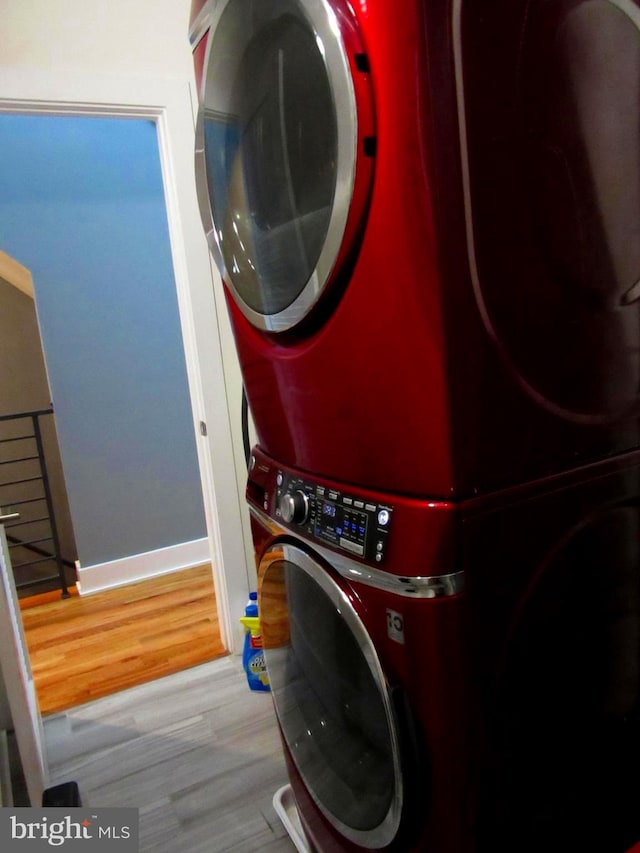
[
  {"x1": 260, "y1": 541, "x2": 404, "y2": 848},
  {"x1": 194, "y1": 0, "x2": 359, "y2": 332},
  {"x1": 250, "y1": 504, "x2": 464, "y2": 597}
]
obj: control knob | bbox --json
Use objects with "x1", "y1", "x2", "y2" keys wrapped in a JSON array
[{"x1": 279, "y1": 490, "x2": 310, "y2": 524}]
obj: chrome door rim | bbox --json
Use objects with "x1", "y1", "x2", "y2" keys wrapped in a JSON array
[
  {"x1": 194, "y1": 0, "x2": 358, "y2": 332},
  {"x1": 260, "y1": 541, "x2": 405, "y2": 847}
]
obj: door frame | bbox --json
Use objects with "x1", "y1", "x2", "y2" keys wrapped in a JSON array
[
  {"x1": 0, "y1": 523, "x2": 48, "y2": 805},
  {"x1": 0, "y1": 67, "x2": 249, "y2": 652}
]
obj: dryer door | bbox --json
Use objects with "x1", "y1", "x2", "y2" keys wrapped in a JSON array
[
  {"x1": 195, "y1": 0, "x2": 374, "y2": 333},
  {"x1": 258, "y1": 542, "x2": 404, "y2": 849}
]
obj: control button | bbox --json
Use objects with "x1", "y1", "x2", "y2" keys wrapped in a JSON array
[
  {"x1": 378, "y1": 509, "x2": 390, "y2": 526},
  {"x1": 276, "y1": 472, "x2": 283, "y2": 486},
  {"x1": 376, "y1": 541, "x2": 383, "y2": 552},
  {"x1": 343, "y1": 497, "x2": 353, "y2": 506},
  {"x1": 317, "y1": 486, "x2": 325, "y2": 496},
  {"x1": 375, "y1": 554, "x2": 382, "y2": 562},
  {"x1": 279, "y1": 490, "x2": 310, "y2": 524},
  {"x1": 340, "y1": 538, "x2": 364, "y2": 556},
  {"x1": 365, "y1": 503, "x2": 376, "y2": 512},
  {"x1": 354, "y1": 500, "x2": 364, "y2": 509},
  {"x1": 328, "y1": 491, "x2": 338, "y2": 501}
]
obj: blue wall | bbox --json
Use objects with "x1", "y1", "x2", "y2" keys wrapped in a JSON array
[{"x1": 0, "y1": 114, "x2": 206, "y2": 565}]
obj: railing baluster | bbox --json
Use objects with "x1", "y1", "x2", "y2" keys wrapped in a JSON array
[{"x1": 0, "y1": 408, "x2": 72, "y2": 598}]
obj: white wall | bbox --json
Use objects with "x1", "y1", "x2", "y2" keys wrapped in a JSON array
[
  {"x1": 0, "y1": 0, "x2": 194, "y2": 78},
  {"x1": 0, "y1": 0, "x2": 257, "y2": 637}
]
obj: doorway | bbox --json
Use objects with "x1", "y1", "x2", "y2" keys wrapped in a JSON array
[
  {"x1": 0, "y1": 108, "x2": 231, "y2": 694},
  {"x1": 0, "y1": 72, "x2": 252, "y2": 665}
]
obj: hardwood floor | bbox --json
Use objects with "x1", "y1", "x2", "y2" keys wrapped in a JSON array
[
  {"x1": 43, "y1": 657, "x2": 297, "y2": 852},
  {"x1": 20, "y1": 565, "x2": 228, "y2": 715}
]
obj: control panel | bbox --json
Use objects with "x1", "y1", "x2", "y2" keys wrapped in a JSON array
[{"x1": 275, "y1": 470, "x2": 393, "y2": 563}]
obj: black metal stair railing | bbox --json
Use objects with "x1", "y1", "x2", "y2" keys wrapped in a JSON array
[{"x1": 0, "y1": 408, "x2": 71, "y2": 597}]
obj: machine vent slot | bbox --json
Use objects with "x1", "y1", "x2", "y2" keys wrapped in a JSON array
[{"x1": 355, "y1": 52, "x2": 370, "y2": 73}]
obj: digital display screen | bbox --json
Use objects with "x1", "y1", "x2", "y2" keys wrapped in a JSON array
[{"x1": 322, "y1": 503, "x2": 337, "y2": 518}]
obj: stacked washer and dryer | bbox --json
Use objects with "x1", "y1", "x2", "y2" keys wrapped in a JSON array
[{"x1": 189, "y1": 1, "x2": 640, "y2": 851}]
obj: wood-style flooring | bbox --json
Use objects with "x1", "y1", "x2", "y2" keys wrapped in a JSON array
[
  {"x1": 20, "y1": 565, "x2": 228, "y2": 715},
  {"x1": 44, "y1": 656, "x2": 297, "y2": 853}
]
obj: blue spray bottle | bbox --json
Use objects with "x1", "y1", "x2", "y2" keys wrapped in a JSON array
[{"x1": 240, "y1": 592, "x2": 270, "y2": 692}]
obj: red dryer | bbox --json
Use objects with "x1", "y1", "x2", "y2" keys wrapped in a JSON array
[
  {"x1": 248, "y1": 445, "x2": 640, "y2": 853},
  {"x1": 190, "y1": 0, "x2": 640, "y2": 499}
]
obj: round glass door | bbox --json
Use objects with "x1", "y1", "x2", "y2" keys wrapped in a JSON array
[
  {"x1": 196, "y1": 0, "x2": 361, "y2": 332},
  {"x1": 259, "y1": 543, "x2": 403, "y2": 848}
]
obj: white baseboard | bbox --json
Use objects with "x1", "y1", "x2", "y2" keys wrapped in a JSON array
[{"x1": 75, "y1": 538, "x2": 210, "y2": 596}]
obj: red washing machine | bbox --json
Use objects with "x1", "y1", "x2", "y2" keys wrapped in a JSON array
[
  {"x1": 190, "y1": 0, "x2": 640, "y2": 499},
  {"x1": 248, "y1": 445, "x2": 640, "y2": 853}
]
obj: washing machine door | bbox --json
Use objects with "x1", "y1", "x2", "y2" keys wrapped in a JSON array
[
  {"x1": 258, "y1": 542, "x2": 404, "y2": 849},
  {"x1": 195, "y1": 0, "x2": 373, "y2": 333},
  {"x1": 456, "y1": 0, "x2": 640, "y2": 421}
]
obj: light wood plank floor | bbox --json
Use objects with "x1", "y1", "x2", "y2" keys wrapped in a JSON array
[
  {"x1": 44, "y1": 656, "x2": 297, "y2": 853},
  {"x1": 20, "y1": 565, "x2": 228, "y2": 715}
]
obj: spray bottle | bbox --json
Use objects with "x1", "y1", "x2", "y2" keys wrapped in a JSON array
[{"x1": 240, "y1": 592, "x2": 270, "y2": 692}]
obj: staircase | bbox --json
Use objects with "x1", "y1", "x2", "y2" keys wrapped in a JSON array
[{"x1": 0, "y1": 409, "x2": 71, "y2": 598}]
